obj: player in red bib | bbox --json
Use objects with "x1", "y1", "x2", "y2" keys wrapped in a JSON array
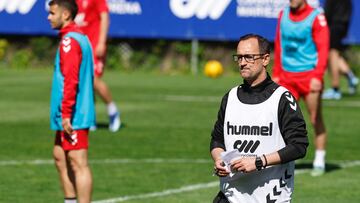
[
  {"x1": 48, "y1": 0, "x2": 95, "y2": 202},
  {"x1": 75, "y1": 0, "x2": 121, "y2": 132},
  {"x1": 322, "y1": 0, "x2": 359, "y2": 99},
  {"x1": 273, "y1": 0, "x2": 329, "y2": 176}
]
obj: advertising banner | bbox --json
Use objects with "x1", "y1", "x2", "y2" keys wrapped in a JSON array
[{"x1": 0, "y1": 0, "x2": 359, "y2": 43}]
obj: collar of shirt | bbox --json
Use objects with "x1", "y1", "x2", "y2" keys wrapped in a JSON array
[
  {"x1": 59, "y1": 22, "x2": 82, "y2": 38},
  {"x1": 242, "y1": 73, "x2": 273, "y2": 93},
  {"x1": 289, "y1": 3, "x2": 314, "y2": 22}
]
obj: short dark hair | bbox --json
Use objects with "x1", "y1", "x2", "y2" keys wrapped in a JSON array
[
  {"x1": 48, "y1": 0, "x2": 78, "y2": 20},
  {"x1": 239, "y1": 34, "x2": 271, "y2": 54}
]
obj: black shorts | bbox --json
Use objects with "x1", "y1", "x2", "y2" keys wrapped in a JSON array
[{"x1": 329, "y1": 23, "x2": 349, "y2": 50}]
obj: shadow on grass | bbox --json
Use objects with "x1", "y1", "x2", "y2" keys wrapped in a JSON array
[
  {"x1": 94, "y1": 122, "x2": 127, "y2": 130},
  {"x1": 295, "y1": 162, "x2": 341, "y2": 173}
]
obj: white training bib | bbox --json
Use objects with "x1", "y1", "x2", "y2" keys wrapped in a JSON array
[{"x1": 220, "y1": 85, "x2": 294, "y2": 203}]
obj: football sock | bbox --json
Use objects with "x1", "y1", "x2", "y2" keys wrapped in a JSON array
[
  {"x1": 313, "y1": 150, "x2": 326, "y2": 168},
  {"x1": 64, "y1": 197, "x2": 77, "y2": 203},
  {"x1": 107, "y1": 102, "x2": 118, "y2": 116},
  {"x1": 346, "y1": 71, "x2": 356, "y2": 81}
]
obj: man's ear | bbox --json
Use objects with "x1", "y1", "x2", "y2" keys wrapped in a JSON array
[
  {"x1": 62, "y1": 9, "x2": 72, "y2": 21},
  {"x1": 262, "y1": 54, "x2": 270, "y2": 66}
]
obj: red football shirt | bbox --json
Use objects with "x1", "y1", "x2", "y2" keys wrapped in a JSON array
[
  {"x1": 75, "y1": 0, "x2": 109, "y2": 48},
  {"x1": 58, "y1": 23, "x2": 83, "y2": 119},
  {"x1": 273, "y1": 3, "x2": 329, "y2": 81}
]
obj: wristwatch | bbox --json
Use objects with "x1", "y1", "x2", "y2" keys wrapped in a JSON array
[{"x1": 255, "y1": 156, "x2": 263, "y2": 171}]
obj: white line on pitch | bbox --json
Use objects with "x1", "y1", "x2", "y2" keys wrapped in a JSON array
[
  {"x1": 164, "y1": 95, "x2": 220, "y2": 102},
  {"x1": 164, "y1": 94, "x2": 360, "y2": 108},
  {"x1": 92, "y1": 160, "x2": 360, "y2": 203},
  {"x1": 92, "y1": 181, "x2": 218, "y2": 203},
  {"x1": 0, "y1": 158, "x2": 211, "y2": 166},
  {"x1": 325, "y1": 101, "x2": 360, "y2": 107},
  {"x1": 1, "y1": 159, "x2": 360, "y2": 168}
]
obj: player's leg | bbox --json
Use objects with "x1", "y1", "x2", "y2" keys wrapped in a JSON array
[
  {"x1": 94, "y1": 76, "x2": 121, "y2": 131},
  {"x1": 335, "y1": 22, "x2": 358, "y2": 94},
  {"x1": 329, "y1": 49, "x2": 341, "y2": 90},
  {"x1": 53, "y1": 144, "x2": 77, "y2": 201},
  {"x1": 67, "y1": 149, "x2": 92, "y2": 203},
  {"x1": 323, "y1": 25, "x2": 345, "y2": 99},
  {"x1": 323, "y1": 49, "x2": 342, "y2": 100},
  {"x1": 337, "y1": 54, "x2": 358, "y2": 94},
  {"x1": 93, "y1": 58, "x2": 121, "y2": 132},
  {"x1": 304, "y1": 92, "x2": 327, "y2": 176},
  {"x1": 94, "y1": 76, "x2": 113, "y2": 105}
]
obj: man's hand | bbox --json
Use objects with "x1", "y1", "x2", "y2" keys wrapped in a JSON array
[
  {"x1": 214, "y1": 159, "x2": 230, "y2": 177},
  {"x1": 231, "y1": 156, "x2": 257, "y2": 173},
  {"x1": 95, "y1": 42, "x2": 106, "y2": 58},
  {"x1": 62, "y1": 118, "x2": 73, "y2": 135}
]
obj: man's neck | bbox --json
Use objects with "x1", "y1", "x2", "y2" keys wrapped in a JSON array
[
  {"x1": 291, "y1": 2, "x2": 307, "y2": 13},
  {"x1": 61, "y1": 21, "x2": 72, "y2": 30},
  {"x1": 246, "y1": 75, "x2": 267, "y2": 87}
]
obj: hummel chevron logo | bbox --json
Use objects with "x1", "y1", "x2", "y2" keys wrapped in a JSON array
[
  {"x1": 62, "y1": 45, "x2": 71, "y2": 53},
  {"x1": 266, "y1": 169, "x2": 294, "y2": 203},
  {"x1": 266, "y1": 193, "x2": 276, "y2": 203},
  {"x1": 62, "y1": 37, "x2": 71, "y2": 46},
  {"x1": 62, "y1": 37, "x2": 71, "y2": 53},
  {"x1": 285, "y1": 92, "x2": 297, "y2": 111},
  {"x1": 266, "y1": 185, "x2": 282, "y2": 203},
  {"x1": 273, "y1": 185, "x2": 281, "y2": 196},
  {"x1": 279, "y1": 177, "x2": 286, "y2": 187}
]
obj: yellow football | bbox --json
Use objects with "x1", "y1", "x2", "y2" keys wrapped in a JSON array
[{"x1": 204, "y1": 60, "x2": 223, "y2": 78}]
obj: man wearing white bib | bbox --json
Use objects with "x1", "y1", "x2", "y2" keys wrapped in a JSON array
[{"x1": 210, "y1": 34, "x2": 309, "y2": 203}]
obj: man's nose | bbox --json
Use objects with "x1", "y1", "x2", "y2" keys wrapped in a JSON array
[{"x1": 239, "y1": 58, "x2": 247, "y2": 66}]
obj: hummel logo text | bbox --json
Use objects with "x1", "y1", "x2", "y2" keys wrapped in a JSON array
[{"x1": 227, "y1": 122, "x2": 273, "y2": 136}]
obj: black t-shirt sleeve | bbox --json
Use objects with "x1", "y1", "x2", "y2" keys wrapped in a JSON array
[
  {"x1": 210, "y1": 93, "x2": 229, "y2": 152},
  {"x1": 277, "y1": 91, "x2": 309, "y2": 163}
]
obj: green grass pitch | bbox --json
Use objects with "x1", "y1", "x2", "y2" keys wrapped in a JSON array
[{"x1": 0, "y1": 69, "x2": 359, "y2": 202}]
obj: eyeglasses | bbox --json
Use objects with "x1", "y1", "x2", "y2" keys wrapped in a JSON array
[{"x1": 233, "y1": 54, "x2": 265, "y2": 63}]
